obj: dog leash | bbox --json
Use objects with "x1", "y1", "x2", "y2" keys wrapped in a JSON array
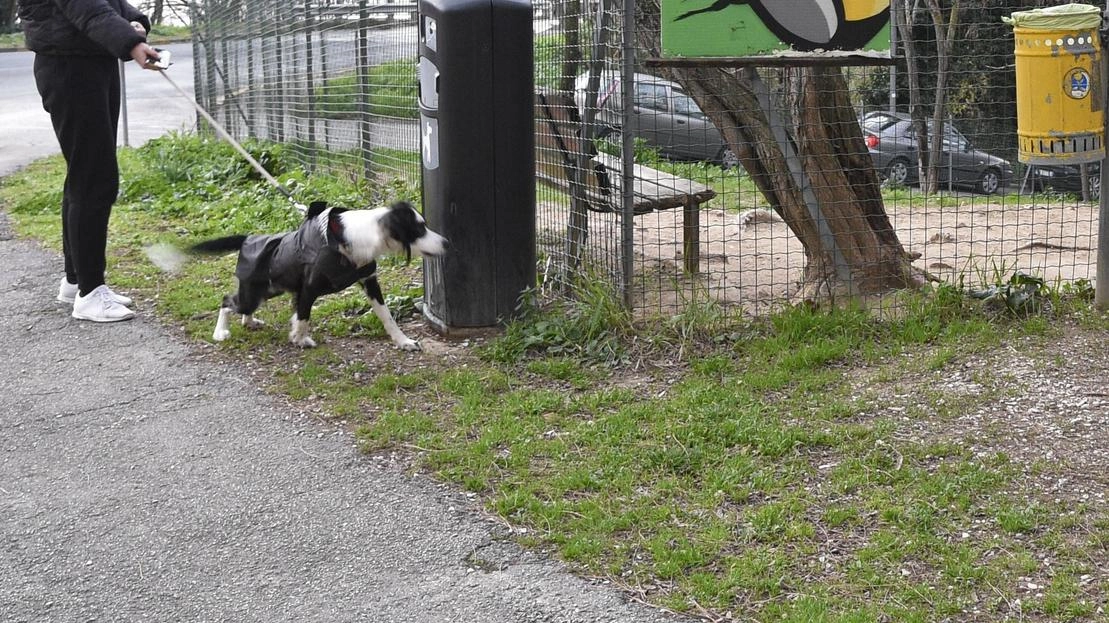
[{"x1": 151, "y1": 56, "x2": 307, "y2": 214}]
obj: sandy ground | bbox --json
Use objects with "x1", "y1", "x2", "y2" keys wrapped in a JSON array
[{"x1": 538, "y1": 193, "x2": 1100, "y2": 314}]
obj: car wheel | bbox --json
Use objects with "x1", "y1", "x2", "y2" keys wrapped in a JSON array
[
  {"x1": 885, "y1": 158, "x2": 911, "y2": 186},
  {"x1": 718, "y1": 147, "x2": 739, "y2": 169},
  {"x1": 1089, "y1": 174, "x2": 1100, "y2": 200},
  {"x1": 977, "y1": 168, "x2": 1001, "y2": 195}
]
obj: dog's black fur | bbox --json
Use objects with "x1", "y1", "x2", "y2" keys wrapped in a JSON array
[{"x1": 191, "y1": 200, "x2": 447, "y2": 350}]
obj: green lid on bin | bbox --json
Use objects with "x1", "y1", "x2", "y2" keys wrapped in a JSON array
[{"x1": 1003, "y1": 3, "x2": 1102, "y2": 30}]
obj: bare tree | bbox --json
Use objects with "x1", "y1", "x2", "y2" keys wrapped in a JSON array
[
  {"x1": 894, "y1": 0, "x2": 932, "y2": 186},
  {"x1": 1, "y1": 0, "x2": 17, "y2": 33},
  {"x1": 150, "y1": 0, "x2": 164, "y2": 26},
  {"x1": 894, "y1": 0, "x2": 962, "y2": 195},
  {"x1": 923, "y1": 0, "x2": 960, "y2": 194},
  {"x1": 559, "y1": 0, "x2": 583, "y2": 92},
  {"x1": 637, "y1": 0, "x2": 928, "y2": 301}
]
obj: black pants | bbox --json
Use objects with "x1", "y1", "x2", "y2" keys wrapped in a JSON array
[{"x1": 33, "y1": 54, "x2": 121, "y2": 296}]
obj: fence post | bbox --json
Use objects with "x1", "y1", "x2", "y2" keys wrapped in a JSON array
[
  {"x1": 358, "y1": 0, "x2": 373, "y2": 181},
  {"x1": 204, "y1": 16, "x2": 218, "y2": 138},
  {"x1": 275, "y1": 2, "x2": 287, "y2": 143},
  {"x1": 220, "y1": 34, "x2": 232, "y2": 136},
  {"x1": 245, "y1": 3, "x2": 257, "y2": 136},
  {"x1": 620, "y1": 0, "x2": 636, "y2": 307},
  {"x1": 317, "y1": 0, "x2": 331, "y2": 153},
  {"x1": 1097, "y1": 3, "x2": 1109, "y2": 310},
  {"x1": 304, "y1": 0, "x2": 317, "y2": 171},
  {"x1": 190, "y1": 3, "x2": 204, "y2": 134}
]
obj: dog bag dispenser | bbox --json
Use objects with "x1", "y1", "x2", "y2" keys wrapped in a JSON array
[
  {"x1": 418, "y1": 0, "x2": 536, "y2": 330},
  {"x1": 1005, "y1": 4, "x2": 1105, "y2": 165}
]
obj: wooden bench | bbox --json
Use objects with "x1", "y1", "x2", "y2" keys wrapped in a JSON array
[
  {"x1": 533, "y1": 91, "x2": 717, "y2": 274},
  {"x1": 538, "y1": 153, "x2": 716, "y2": 274},
  {"x1": 534, "y1": 88, "x2": 717, "y2": 273}
]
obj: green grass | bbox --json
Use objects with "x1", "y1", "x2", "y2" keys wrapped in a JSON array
[
  {"x1": 2, "y1": 132, "x2": 1107, "y2": 622},
  {"x1": 0, "y1": 31, "x2": 23, "y2": 50},
  {"x1": 0, "y1": 26, "x2": 189, "y2": 51},
  {"x1": 315, "y1": 59, "x2": 419, "y2": 119}
]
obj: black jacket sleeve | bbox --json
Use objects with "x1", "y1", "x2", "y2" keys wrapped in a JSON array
[{"x1": 50, "y1": 0, "x2": 146, "y2": 59}]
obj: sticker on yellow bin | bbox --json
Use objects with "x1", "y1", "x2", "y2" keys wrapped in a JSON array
[{"x1": 1067, "y1": 68, "x2": 1092, "y2": 100}]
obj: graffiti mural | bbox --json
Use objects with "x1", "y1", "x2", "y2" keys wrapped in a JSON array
[{"x1": 662, "y1": 0, "x2": 891, "y2": 57}]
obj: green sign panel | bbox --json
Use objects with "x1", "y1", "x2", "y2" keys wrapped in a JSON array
[{"x1": 662, "y1": 0, "x2": 892, "y2": 57}]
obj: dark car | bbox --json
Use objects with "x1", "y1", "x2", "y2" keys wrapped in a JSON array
[
  {"x1": 574, "y1": 71, "x2": 738, "y2": 168},
  {"x1": 862, "y1": 111, "x2": 1014, "y2": 195},
  {"x1": 1029, "y1": 162, "x2": 1101, "y2": 200}
]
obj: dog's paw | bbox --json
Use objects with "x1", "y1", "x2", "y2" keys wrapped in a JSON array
[
  {"x1": 396, "y1": 338, "x2": 421, "y2": 351},
  {"x1": 242, "y1": 316, "x2": 265, "y2": 329},
  {"x1": 212, "y1": 328, "x2": 231, "y2": 342},
  {"x1": 290, "y1": 334, "x2": 317, "y2": 348}
]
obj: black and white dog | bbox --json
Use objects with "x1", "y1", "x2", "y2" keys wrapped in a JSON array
[{"x1": 188, "y1": 200, "x2": 447, "y2": 351}]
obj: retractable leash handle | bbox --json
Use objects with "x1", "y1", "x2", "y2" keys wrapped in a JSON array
[{"x1": 148, "y1": 54, "x2": 308, "y2": 214}]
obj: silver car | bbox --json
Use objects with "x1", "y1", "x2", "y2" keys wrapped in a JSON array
[
  {"x1": 574, "y1": 71, "x2": 738, "y2": 168},
  {"x1": 862, "y1": 111, "x2": 1013, "y2": 195}
]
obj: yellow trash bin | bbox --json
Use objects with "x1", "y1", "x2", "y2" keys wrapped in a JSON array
[{"x1": 1006, "y1": 4, "x2": 1104, "y2": 165}]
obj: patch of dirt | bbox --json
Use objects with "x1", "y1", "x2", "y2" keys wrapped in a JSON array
[{"x1": 538, "y1": 194, "x2": 1099, "y2": 314}]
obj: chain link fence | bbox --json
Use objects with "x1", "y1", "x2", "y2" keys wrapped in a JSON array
[{"x1": 192, "y1": 0, "x2": 1101, "y2": 317}]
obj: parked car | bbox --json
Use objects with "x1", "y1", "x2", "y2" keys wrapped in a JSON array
[
  {"x1": 1029, "y1": 162, "x2": 1101, "y2": 199},
  {"x1": 573, "y1": 71, "x2": 738, "y2": 168},
  {"x1": 861, "y1": 111, "x2": 1013, "y2": 195}
]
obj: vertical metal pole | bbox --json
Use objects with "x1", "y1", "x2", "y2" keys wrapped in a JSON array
[
  {"x1": 204, "y1": 17, "x2": 218, "y2": 138},
  {"x1": 1096, "y1": 4, "x2": 1109, "y2": 309},
  {"x1": 221, "y1": 36, "x2": 232, "y2": 135},
  {"x1": 747, "y1": 68, "x2": 852, "y2": 290},
  {"x1": 358, "y1": 0, "x2": 373, "y2": 181},
  {"x1": 119, "y1": 60, "x2": 130, "y2": 147},
  {"x1": 245, "y1": 5, "x2": 257, "y2": 136},
  {"x1": 304, "y1": 0, "x2": 317, "y2": 170},
  {"x1": 274, "y1": 3, "x2": 287, "y2": 143},
  {"x1": 262, "y1": 6, "x2": 277, "y2": 140},
  {"x1": 190, "y1": 2, "x2": 203, "y2": 134},
  {"x1": 888, "y1": 0, "x2": 897, "y2": 113},
  {"x1": 318, "y1": 1, "x2": 331, "y2": 152},
  {"x1": 620, "y1": 0, "x2": 636, "y2": 307}
]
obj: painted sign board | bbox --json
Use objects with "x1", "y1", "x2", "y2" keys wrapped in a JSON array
[{"x1": 662, "y1": 0, "x2": 892, "y2": 57}]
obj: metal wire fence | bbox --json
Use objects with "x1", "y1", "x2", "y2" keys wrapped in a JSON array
[
  {"x1": 191, "y1": 0, "x2": 424, "y2": 184},
  {"x1": 192, "y1": 0, "x2": 1101, "y2": 317}
]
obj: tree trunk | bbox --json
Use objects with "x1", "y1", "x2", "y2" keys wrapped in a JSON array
[
  {"x1": 151, "y1": 0, "x2": 165, "y2": 26},
  {"x1": 896, "y1": 0, "x2": 931, "y2": 189},
  {"x1": 636, "y1": 0, "x2": 928, "y2": 301},
  {"x1": 559, "y1": 0, "x2": 582, "y2": 93},
  {"x1": 925, "y1": 0, "x2": 960, "y2": 194},
  {"x1": 0, "y1": 0, "x2": 16, "y2": 33}
]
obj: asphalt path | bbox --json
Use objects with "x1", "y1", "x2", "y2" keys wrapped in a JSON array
[
  {"x1": 0, "y1": 43, "x2": 199, "y2": 177},
  {"x1": 0, "y1": 46, "x2": 685, "y2": 623}
]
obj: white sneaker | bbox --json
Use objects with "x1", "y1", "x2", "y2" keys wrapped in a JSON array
[
  {"x1": 58, "y1": 277, "x2": 132, "y2": 306},
  {"x1": 72, "y1": 285, "x2": 136, "y2": 323}
]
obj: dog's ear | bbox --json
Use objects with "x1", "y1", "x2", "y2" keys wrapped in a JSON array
[
  {"x1": 325, "y1": 207, "x2": 349, "y2": 249},
  {"x1": 383, "y1": 202, "x2": 420, "y2": 263},
  {"x1": 306, "y1": 201, "x2": 329, "y2": 219}
]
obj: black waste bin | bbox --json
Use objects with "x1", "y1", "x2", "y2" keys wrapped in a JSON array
[{"x1": 418, "y1": 0, "x2": 536, "y2": 330}]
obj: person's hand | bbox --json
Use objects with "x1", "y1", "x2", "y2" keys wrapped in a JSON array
[
  {"x1": 130, "y1": 21, "x2": 147, "y2": 35},
  {"x1": 130, "y1": 42, "x2": 162, "y2": 70}
]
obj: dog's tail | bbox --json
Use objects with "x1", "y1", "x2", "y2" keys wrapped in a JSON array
[
  {"x1": 190, "y1": 235, "x2": 248, "y2": 254},
  {"x1": 144, "y1": 235, "x2": 248, "y2": 273}
]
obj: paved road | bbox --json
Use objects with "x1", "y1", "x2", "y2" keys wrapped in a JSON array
[
  {"x1": 0, "y1": 47, "x2": 684, "y2": 623},
  {"x1": 0, "y1": 43, "x2": 198, "y2": 176}
]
